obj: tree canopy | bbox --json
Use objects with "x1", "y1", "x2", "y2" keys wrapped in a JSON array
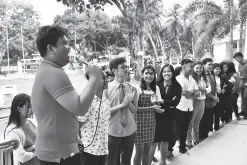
[{"x1": 0, "y1": 0, "x2": 40, "y2": 63}]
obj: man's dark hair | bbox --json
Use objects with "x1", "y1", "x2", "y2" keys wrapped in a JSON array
[
  {"x1": 36, "y1": 25, "x2": 67, "y2": 57},
  {"x1": 233, "y1": 52, "x2": 243, "y2": 58},
  {"x1": 109, "y1": 57, "x2": 126, "y2": 73},
  {"x1": 105, "y1": 70, "x2": 114, "y2": 77},
  {"x1": 181, "y1": 59, "x2": 193, "y2": 66},
  {"x1": 174, "y1": 66, "x2": 182, "y2": 77},
  {"x1": 202, "y1": 58, "x2": 213, "y2": 65}
]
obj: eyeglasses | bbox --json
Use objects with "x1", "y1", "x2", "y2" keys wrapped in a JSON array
[{"x1": 118, "y1": 65, "x2": 129, "y2": 70}]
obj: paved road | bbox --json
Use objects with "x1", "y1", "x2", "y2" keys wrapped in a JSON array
[{"x1": 168, "y1": 119, "x2": 247, "y2": 165}]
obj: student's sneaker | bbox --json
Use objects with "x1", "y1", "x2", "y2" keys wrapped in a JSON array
[
  {"x1": 167, "y1": 151, "x2": 174, "y2": 158},
  {"x1": 187, "y1": 144, "x2": 193, "y2": 149},
  {"x1": 152, "y1": 156, "x2": 159, "y2": 162},
  {"x1": 179, "y1": 148, "x2": 188, "y2": 154}
]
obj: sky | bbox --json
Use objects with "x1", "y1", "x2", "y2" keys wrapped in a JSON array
[
  {"x1": 22, "y1": 0, "x2": 194, "y2": 25},
  {"x1": 21, "y1": 0, "x2": 231, "y2": 25}
]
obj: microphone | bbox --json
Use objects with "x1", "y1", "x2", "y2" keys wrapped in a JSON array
[{"x1": 75, "y1": 55, "x2": 89, "y2": 66}]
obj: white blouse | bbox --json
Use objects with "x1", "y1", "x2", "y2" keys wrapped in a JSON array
[
  {"x1": 197, "y1": 77, "x2": 211, "y2": 100},
  {"x1": 215, "y1": 76, "x2": 221, "y2": 94},
  {"x1": 136, "y1": 85, "x2": 162, "y2": 104}
]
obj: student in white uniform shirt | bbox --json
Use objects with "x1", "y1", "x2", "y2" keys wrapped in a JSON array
[
  {"x1": 168, "y1": 59, "x2": 200, "y2": 154},
  {"x1": 187, "y1": 61, "x2": 211, "y2": 148}
]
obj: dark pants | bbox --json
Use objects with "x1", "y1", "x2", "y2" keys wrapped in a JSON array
[
  {"x1": 243, "y1": 88, "x2": 247, "y2": 117},
  {"x1": 82, "y1": 152, "x2": 106, "y2": 165},
  {"x1": 214, "y1": 103, "x2": 223, "y2": 131},
  {"x1": 232, "y1": 93, "x2": 239, "y2": 118},
  {"x1": 106, "y1": 133, "x2": 135, "y2": 165},
  {"x1": 168, "y1": 109, "x2": 192, "y2": 152},
  {"x1": 38, "y1": 153, "x2": 83, "y2": 165},
  {"x1": 199, "y1": 107, "x2": 213, "y2": 140}
]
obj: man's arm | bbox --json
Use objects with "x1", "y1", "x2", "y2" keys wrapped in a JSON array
[{"x1": 46, "y1": 65, "x2": 101, "y2": 116}]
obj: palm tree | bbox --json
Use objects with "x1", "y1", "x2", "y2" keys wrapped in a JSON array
[
  {"x1": 238, "y1": 0, "x2": 247, "y2": 52},
  {"x1": 185, "y1": 0, "x2": 239, "y2": 61},
  {"x1": 165, "y1": 4, "x2": 184, "y2": 59}
]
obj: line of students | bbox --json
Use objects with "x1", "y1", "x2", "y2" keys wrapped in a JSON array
[
  {"x1": 79, "y1": 57, "x2": 244, "y2": 165},
  {"x1": 3, "y1": 25, "x2": 244, "y2": 165},
  {"x1": 4, "y1": 56, "x2": 242, "y2": 165}
]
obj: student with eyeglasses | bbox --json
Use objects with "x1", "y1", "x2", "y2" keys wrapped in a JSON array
[{"x1": 105, "y1": 57, "x2": 137, "y2": 165}]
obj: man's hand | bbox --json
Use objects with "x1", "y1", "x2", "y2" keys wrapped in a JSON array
[
  {"x1": 25, "y1": 145, "x2": 35, "y2": 152},
  {"x1": 183, "y1": 90, "x2": 195, "y2": 97},
  {"x1": 87, "y1": 62, "x2": 102, "y2": 80},
  {"x1": 198, "y1": 86, "x2": 207, "y2": 93}
]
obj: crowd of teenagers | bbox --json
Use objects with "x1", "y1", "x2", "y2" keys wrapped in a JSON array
[{"x1": 3, "y1": 25, "x2": 247, "y2": 165}]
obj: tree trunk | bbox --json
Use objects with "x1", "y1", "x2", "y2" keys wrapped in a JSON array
[
  {"x1": 191, "y1": 31, "x2": 195, "y2": 58},
  {"x1": 244, "y1": 25, "x2": 247, "y2": 58},
  {"x1": 239, "y1": 23, "x2": 244, "y2": 52},
  {"x1": 157, "y1": 33, "x2": 165, "y2": 57},
  {"x1": 226, "y1": 7, "x2": 233, "y2": 61},
  {"x1": 176, "y1": 36, "x2": 183, "y2": 59},
  {"x1": 147, "y1": 30, "x2": 158, "y2": 69},
  {"x1": 226, "y1": 27, "x2": 233, "y2": 61}
]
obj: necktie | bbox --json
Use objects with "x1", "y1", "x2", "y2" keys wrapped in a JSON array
[
  {"x1": 119, "y1": 84, "x2": 125, "y2": 103},
  {"x1": 165, "y1": 84, "x2": 170, "y2": 95},
  {"x1": 119, "y1": 84, "x2": 128, "y2": 127}
]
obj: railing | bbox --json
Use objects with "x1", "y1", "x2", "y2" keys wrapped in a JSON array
[{"x1": 0, "y1": 139, "x2": 19, "y2": 165}]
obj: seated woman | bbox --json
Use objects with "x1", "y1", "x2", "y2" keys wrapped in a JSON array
[
  {"x1": 4, "y1": 93, "x2": 39, "y2": 165},
  {"x1": 78, "y1": 72, "x2": 110, "y2": 165}
]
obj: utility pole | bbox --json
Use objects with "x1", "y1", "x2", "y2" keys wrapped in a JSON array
[
  {"x1": 21, "y1": 26, "x2": 25, "y2": 73},
  {"x1": 6, "y1": 25, "x2": 9, "y2": 74}
]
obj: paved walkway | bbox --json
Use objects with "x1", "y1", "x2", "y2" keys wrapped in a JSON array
[{"x1": 155, "y1": 119, "x2": 247, "y2": 165}]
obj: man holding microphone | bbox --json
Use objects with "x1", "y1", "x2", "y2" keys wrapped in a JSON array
[{"x1": 31, "y1": 25, "x2": 102, "y2": 165}]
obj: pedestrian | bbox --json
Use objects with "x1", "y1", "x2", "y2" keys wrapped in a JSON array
[
  {"x1": 168, "y1": 59, "x2": 200, "y2": 154},
  {"x1": 31, "y1": 25, "x2": 102, "y2": 165},
  {"x1": 79, "y1": 72, "x2": 110, "y2": 165},
  {"x1": 200, "y1": 58, "x2": 218, "y2": 140},
  {"x1": 149, "y1": 64, "x2": 182, "y2": 164},
  {"x1": 133, "y1": 65, "x2": 164, "y2": 165},
  {"x1": 227, "y1": 62, "x2": 241, "y2": 120},
  {"x1": 4, "y1": 94, "x2": 40, "y2": 165},
  {"x1": 187, "y1": 61, "x2": 211, "y2": 149},
  {"x1": 105, "y1": 57, "x2": 137, "y2": 165},
  {"x1": 220, "y1": 62, "x2": 234, "y2": 123},
  {"x1": 233, "y1": 52, "x2": 247, "y2": 119}
]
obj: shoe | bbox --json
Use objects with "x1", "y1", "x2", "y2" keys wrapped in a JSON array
[
  {"x1": 152, "y1": 156, "x2": 159, "y2": 162},
  {"x1": 194, "y1": 141, "x2": 200, "y2": 145},
  {"x1": 239, "y1": 111, "x2": 244, "y2": 116},
  {"x1": 179, "y1": 148, "x2": 188, "y2": 154},
  {"x1": 208, "y1": 131, "x2": 214, "y2": 136},
  {"x1": 187, "y1": 144, "x2": 193, "y2": 149},
  {"x1": 167, "y1": 151, "x2": 174, "y2": 158},
  {"x1": 236, "y1": 116, "x2": 241, "y2": 120},
  {"x1": 244, "y1": 116, "x2": 247, "y2": 120}
]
